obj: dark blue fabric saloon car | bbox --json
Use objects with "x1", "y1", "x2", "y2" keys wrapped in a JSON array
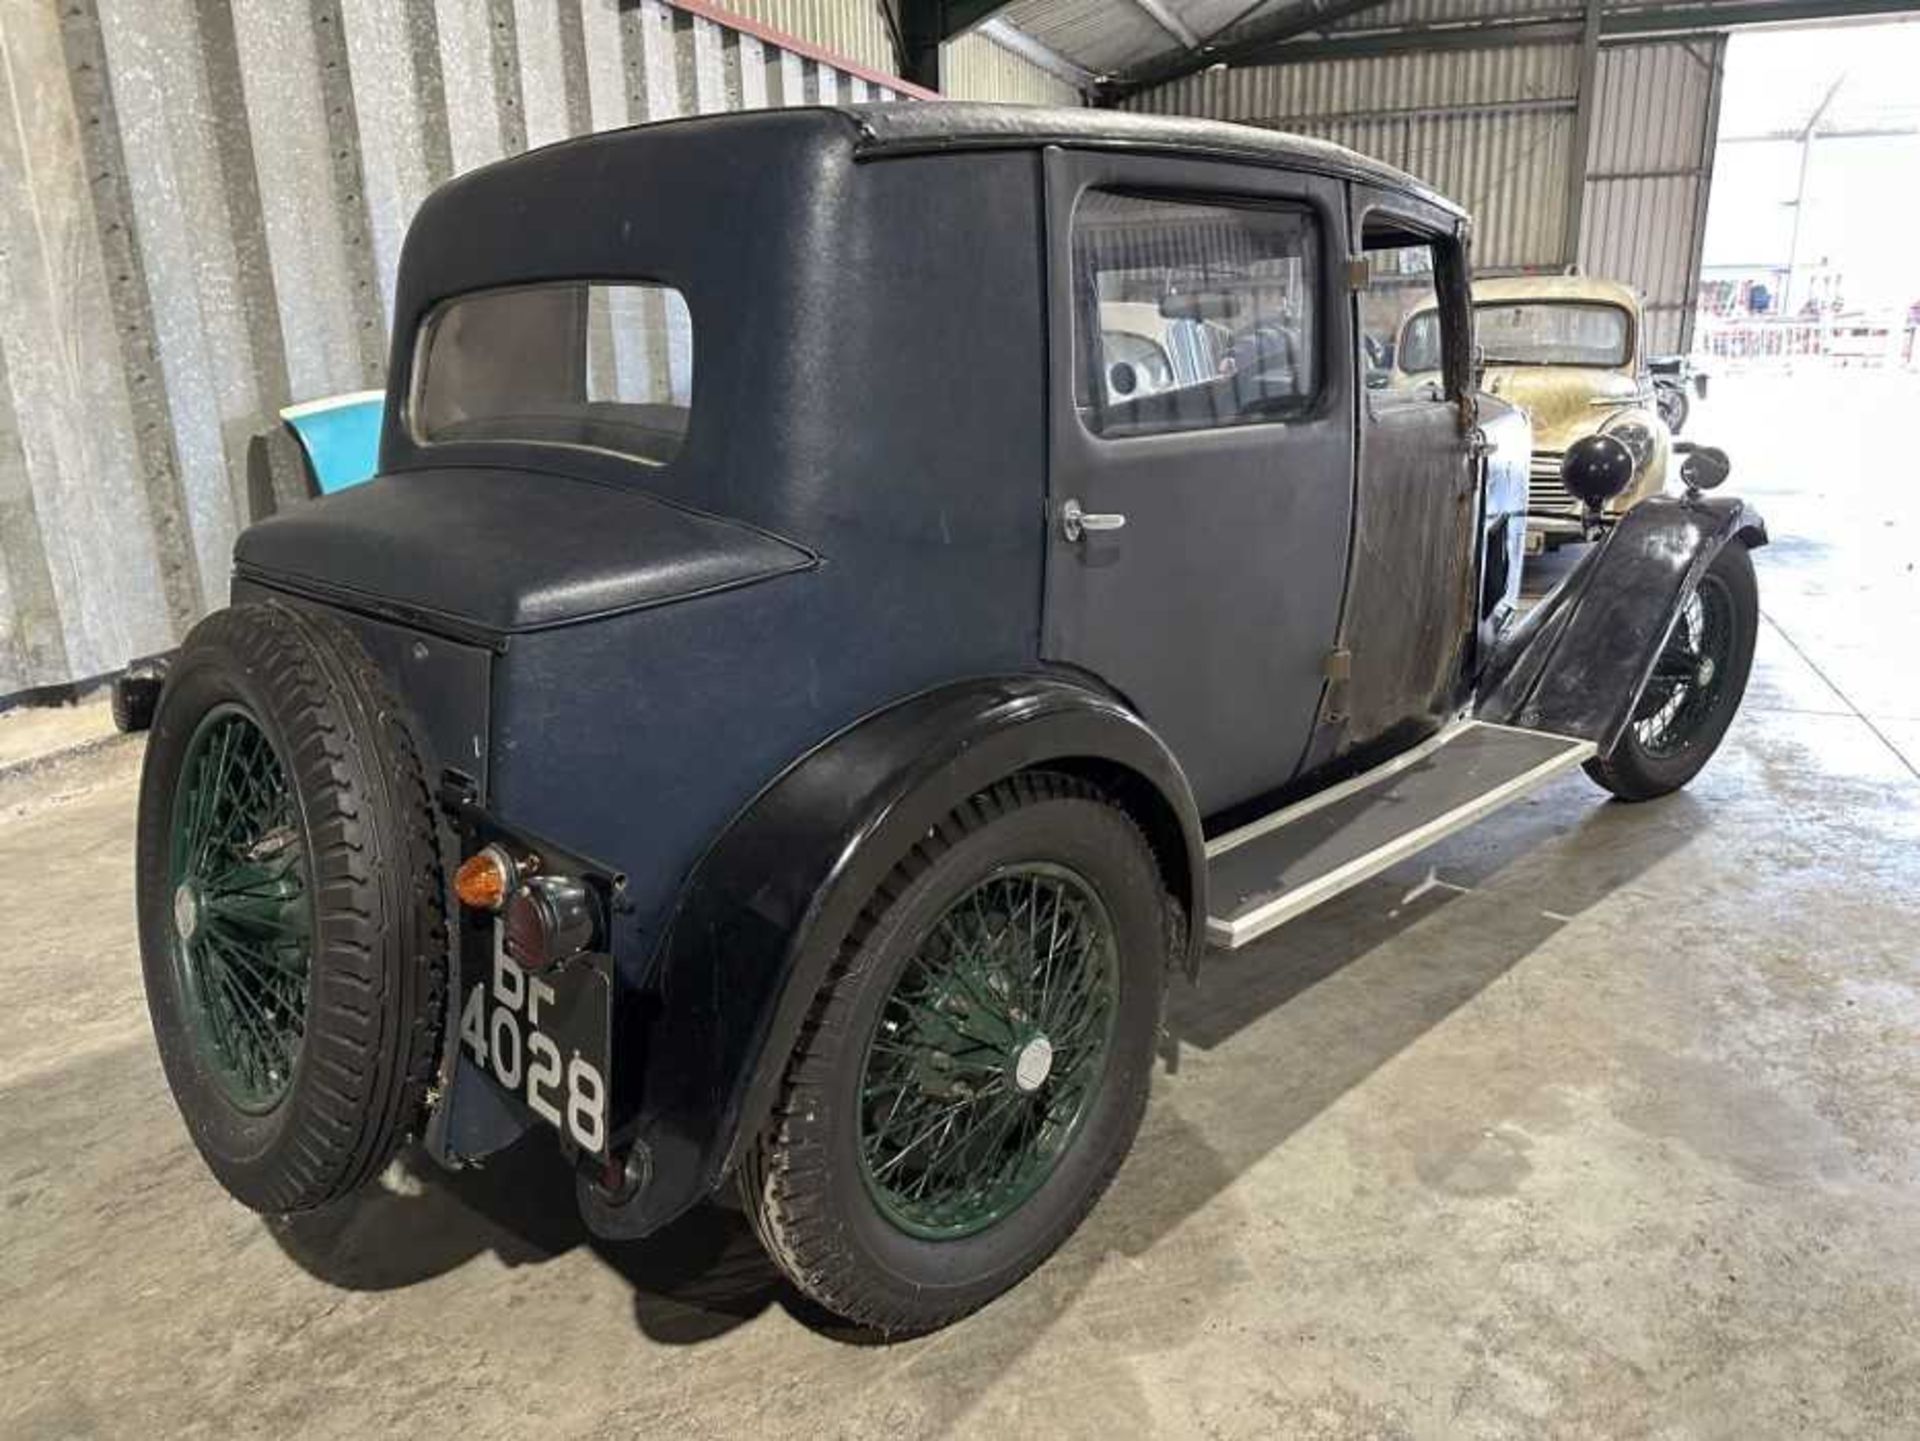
[{"x1": 136, "y1": 104, "x2": 1762, "y2": 1335}]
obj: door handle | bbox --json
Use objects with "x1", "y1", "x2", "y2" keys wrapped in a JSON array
[{"x1": 1061, "y1": 498, "x2": 1126, "y2": 543}]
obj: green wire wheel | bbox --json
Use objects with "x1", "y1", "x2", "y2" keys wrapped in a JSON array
[
  {"x1": 137, "y1": 602, "x2": 448, "y2": 1214},
  {"x1": 741, "y1": 772, "x2": 1171, "y2": 1335},
  {"x1": 856, "y1": 863, "x2": 1119, "y2": 1240},
  {"x1": 167, "y1": 704, "x2": 313, "y2": 1112}
]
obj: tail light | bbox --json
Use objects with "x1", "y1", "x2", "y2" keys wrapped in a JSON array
[
  {"x1": 502, "y1": 874, "x2": 599, "y2": 971},
  {"x1": 456, "y1": 843, "x2": 601, "y2": 970}
]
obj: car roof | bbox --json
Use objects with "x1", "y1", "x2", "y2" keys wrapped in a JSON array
[
  {"x1": 842, "y1": 102, "x2": 1464, "y2": 218},
  {"x1": 1401, "y1": 272, "x2": 1642, "y2": 322},
  {"x1": 1469, "y1": 274, "x2": 1640, "y2": 309}
]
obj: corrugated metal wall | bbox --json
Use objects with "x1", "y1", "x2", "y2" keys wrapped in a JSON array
[
  {"x1": 1127, "y1": 32, "x2": 1726, "y2": 353},
  {"x1": 1129, "y1": 45, "x2": 1579, "y2": 271},
  {"x1": 0, "y1": 0, "x2": 1074, "y2": 699},
  {"x1": 1581, "y1": 37, "x2": 1726, "y2": 354},
  {"x1": 723, "y1": 0, "x2": 894, "y2": 73},
  {"x1": 943, "y1": 29, "x2": 1083, "y2": 106}
]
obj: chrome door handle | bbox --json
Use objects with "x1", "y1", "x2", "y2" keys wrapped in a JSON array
[{"x1": 1061, "y1": 498, "x2": 1126, "y2": 542}]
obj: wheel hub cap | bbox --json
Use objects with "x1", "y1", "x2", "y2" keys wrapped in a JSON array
[
  {"x1": 1012, "y1": 1034, "x2": 1054, "y2": 1093},
  {"x1": 172, "y1": 881, "x2": 202, "y2": 943}
]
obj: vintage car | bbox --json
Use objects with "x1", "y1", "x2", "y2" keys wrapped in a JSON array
[
  {"x1": 1649, "y1": 352, "x2": 1708, "y2": 434},
  {"x1": 1391, "y1": 274, "x2": 1673, "y2": 551},
  {"x1": 134, "y1": 105, "x2": 1764, "y2": 1336}
]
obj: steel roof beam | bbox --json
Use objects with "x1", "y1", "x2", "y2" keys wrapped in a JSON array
[
  {"x1": 894, "y1": 0, "x2": 1016, "y2": 89},
  {"x1": 1098, "y1": 0, "x2": 1402, "y2": 102},
  {"x1": 1168, "y1": 0, "x2": 1920, "y2": 73},
  {"x1": 1128, "y1": 0, "x2": 1205, "y2": 50},
  {"x1": 976, "y1": 17, "x2": 1101, "y2": 91}
]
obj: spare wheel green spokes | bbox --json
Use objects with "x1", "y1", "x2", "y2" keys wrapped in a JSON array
[
  {"x1": 168, "y1": 704, "x2": 313, "y2": 1111},
  {"x1": 857, "y1": 862, "x2": 1120, "y2": 1240}
]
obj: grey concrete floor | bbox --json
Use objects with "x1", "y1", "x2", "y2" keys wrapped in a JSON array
[{"x1": 3, "y1": 371, "x2": 1918, "y2": 1438}]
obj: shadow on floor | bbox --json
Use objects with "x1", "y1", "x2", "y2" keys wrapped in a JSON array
[
  {"x1": 267, "y1": 1136, "x2": 800, "y2": 1344},
  {"x1": 266, "y1": 787, "x2": 1711, "y2": 1350}
]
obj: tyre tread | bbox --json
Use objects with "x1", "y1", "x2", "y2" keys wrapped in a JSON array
[{"x1": 137, "y1": 602, "x2": 448, "y2": 1213}]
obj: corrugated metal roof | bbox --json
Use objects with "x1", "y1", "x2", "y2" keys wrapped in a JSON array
[
  {"x1": 994, "y1": 0, "x2": 1568, "y2": 84},
  {"x1": 994, "y1": 0, "x2": 1919, "y2": 95},
  {"x1": 997, "y1": 0, "x2": 1176, "y2": 75}
]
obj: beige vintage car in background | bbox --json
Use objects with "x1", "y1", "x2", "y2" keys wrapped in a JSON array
[{"x1": 1391, "y1": 274, "x2": 1670, "y2": 552}]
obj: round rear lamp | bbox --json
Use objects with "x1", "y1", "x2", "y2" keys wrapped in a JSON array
[{"x1": 502, "y1": 874, "x2": 599, "y2": 971}]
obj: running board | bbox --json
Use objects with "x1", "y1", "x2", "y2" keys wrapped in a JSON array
[{"x1": 1205, "y1": 721, "x2": 1595, "y2": 949}]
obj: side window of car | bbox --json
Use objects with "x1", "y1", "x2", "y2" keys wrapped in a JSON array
[
  {"x1": 1359, "y1": 222, "x2": 1447, "y2": 406},
  {"x1": 1072, "y1": 190, "x2": 1320, "y2": 439}
]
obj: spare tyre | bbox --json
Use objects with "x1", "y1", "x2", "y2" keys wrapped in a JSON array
[{"x1": 135, "y1": 602, "x2": 449, "y2": 1213}]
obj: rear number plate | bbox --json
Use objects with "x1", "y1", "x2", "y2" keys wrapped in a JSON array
[{"x1": 458, "y1": 924, "x2": 611, "y2": 1156}]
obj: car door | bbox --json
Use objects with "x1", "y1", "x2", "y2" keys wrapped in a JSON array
[
  {"x1": 1304, "y1": 194, "x2": 1481, "y2": 767},
  {"x1": 1041, "y1": 149, "x2": 1355, "y2": 818}
]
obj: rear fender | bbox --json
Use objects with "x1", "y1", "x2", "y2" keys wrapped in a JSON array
[
  {"x1": 1476, "y1": 493, "x2": 1767, "y2": 752},
  {"x1": 610, "y1": 675, "x2": 1204, "y2": 1237}
]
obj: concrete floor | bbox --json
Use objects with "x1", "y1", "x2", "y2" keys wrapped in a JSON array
[{"x1": 3, "y1": 371, "x2": 1917, "y2": 1438}]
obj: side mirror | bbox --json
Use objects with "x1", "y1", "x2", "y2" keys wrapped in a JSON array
[
  {"x1": 1676, "y1": 443, "x2": 1731, "y2": 493},
  {"x1": 1108, "y1": 361, "x2": 1138, "y2": 398},
  {"x1": 1560, "y1": 433, "x2": 1635, "y2": 510}
]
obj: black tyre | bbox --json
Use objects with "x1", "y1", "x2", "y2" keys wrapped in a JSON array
[
  {"x1": 135, "y1": 603, "x2": 448, "y2": 1213},
  {"x1": 110, "y1": 671, "x2": 162, "y2": 733},
  {"x1": 741, "y1": 773, "x2": 1170, "y2": 1334},
  {"x1": 1657, "y1": 383, "x2": 1690, "y2": 434},
  {"x1": 1585, "y1": 541, "x2": 1758, "y2": 801}
]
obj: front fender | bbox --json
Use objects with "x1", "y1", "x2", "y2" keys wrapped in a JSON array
[
  {"x1": 601, "y1": 675, "x2": 1204, "y2": 1237},
  {"x1": 1476, "y1": 493, "x2": 1767, "y2": 750}
]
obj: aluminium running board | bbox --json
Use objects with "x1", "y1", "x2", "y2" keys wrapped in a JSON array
[{"x1": 1204, "y1": 720, "x2": 1595, "y2": 950}]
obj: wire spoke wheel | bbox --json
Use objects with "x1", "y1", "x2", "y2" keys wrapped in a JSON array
[
  {"x1": 168, "y1": 704, "x2": 312, "y2": 1112},
  {"x1": 1631, "y1": 572, "x2": 1736, "y2": 759},
  {"x1": 857, "y1": 862, "x2": 1120, "y2": 1240}
]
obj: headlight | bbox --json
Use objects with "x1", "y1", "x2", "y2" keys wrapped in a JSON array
[{"x1": 1598, "y1": 412, "x2": 1657, "y2": 472}]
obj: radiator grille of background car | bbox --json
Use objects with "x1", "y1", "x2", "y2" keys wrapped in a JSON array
[{"x1": 1528, "y1": 451, "x2": 1579, "y2": 515}]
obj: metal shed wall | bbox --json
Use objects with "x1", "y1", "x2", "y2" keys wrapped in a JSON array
[
  {"x1": 942, "y1": 29, "x2": 1085, "y2": 105},
  {"x1": 1580, "y1": 37, "x2": 1726, "y2": 354},
  {"x1": 0, "y1": 0, "x2": 1075, "y2": 700},
  {"x1": 1127, "y1": 44, "x2": 1581, "y2": 270},
  {"x1": 1125, "y1": 31, "x2": 1725, "y2": 354}
]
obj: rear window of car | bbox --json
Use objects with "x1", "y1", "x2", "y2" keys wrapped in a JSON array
[
  {"x1": 410, "y1": 281, "x2": 692, "y2": 466},
  {"x1": 1465, "y1": 301, "x2": 1630, "y2": 368}
]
